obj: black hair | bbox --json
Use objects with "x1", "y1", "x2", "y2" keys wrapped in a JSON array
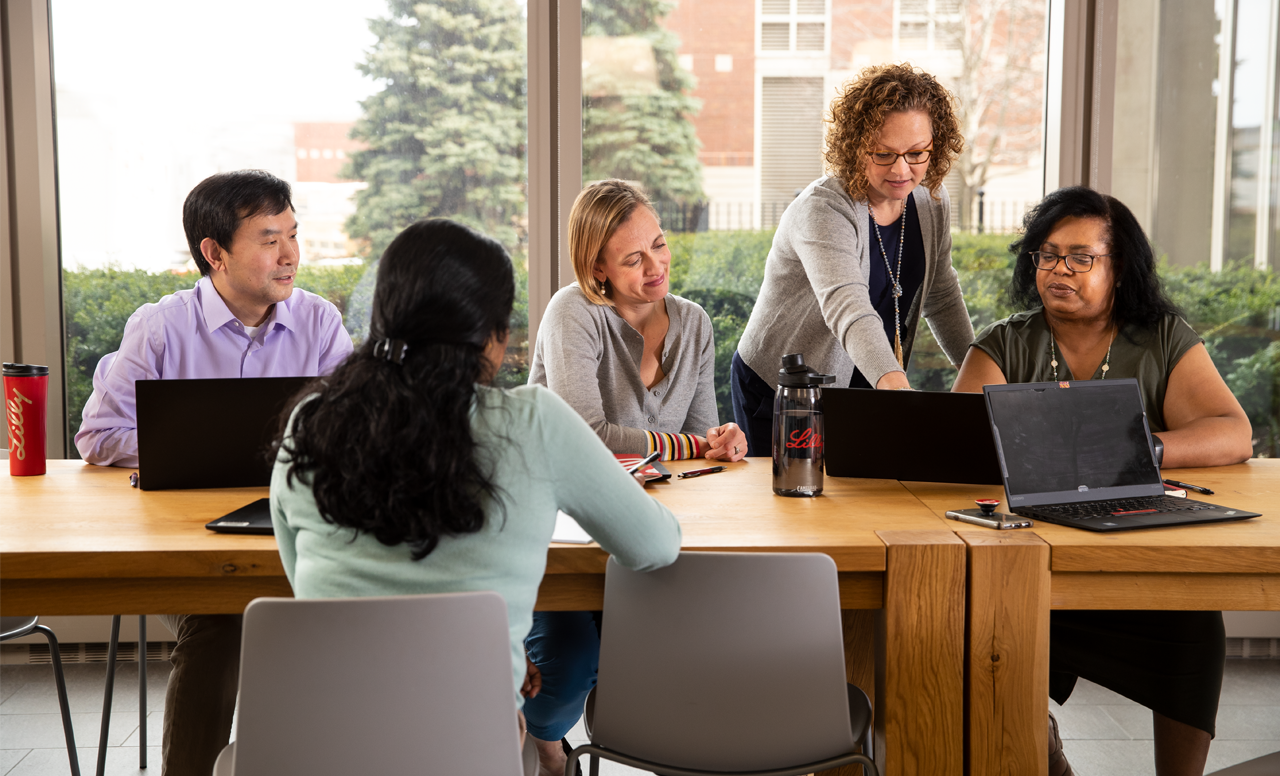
[
  {"x1": 278, "y1": 218, "x2": 515, "y2": 560},
  {"x1": 1007, "y1": 186, "x2": 1180, "y2": 329},
  {"x1": 182, "y1": 170, "x2": 294, "y2": 276}
]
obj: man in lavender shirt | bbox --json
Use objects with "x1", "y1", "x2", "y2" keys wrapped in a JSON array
[{"x1": 75, "y1": 170, "x2": 353, "y2": 776}]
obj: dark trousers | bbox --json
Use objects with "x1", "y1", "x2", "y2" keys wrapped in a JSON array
[
  {"x1": 158, "y1": 614, "x2": 242, "y2": 776},
  {"x1": 730, "y1": 351, "x2": 774, "y2": 457}
]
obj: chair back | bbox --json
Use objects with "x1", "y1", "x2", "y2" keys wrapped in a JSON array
[
  {"x1": 592, "y1": 552, "x2": 856, "y2": 772},
  {"x1": 230, "y1": 592, "x2": 524, "y2": 776}
]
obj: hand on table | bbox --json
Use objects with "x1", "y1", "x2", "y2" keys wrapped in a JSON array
[{"x1": 705, "y1": 422, "x2": 747, "y2": 462}]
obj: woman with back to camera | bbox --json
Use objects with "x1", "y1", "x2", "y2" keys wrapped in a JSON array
[
  {"x1": 953, "y1": 186, "x2": 1252, "y2": 776},
  {"x1": 269, "y1": 218, "x2": 682, "y2": 749},
  {"x1": 731, "y1": 63, "x2": 974, "y2": 455},
  {"x1": 525, "y1": 178, "x2": 746, "y2": 774}
]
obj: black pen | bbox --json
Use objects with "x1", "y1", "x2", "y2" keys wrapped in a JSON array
[
  {"x1": 677, "y1": 465, "x2": 727, "y2": 479},
  {"x1": 1163, "y1": 478, "x2": 1214, "y2": 496}
]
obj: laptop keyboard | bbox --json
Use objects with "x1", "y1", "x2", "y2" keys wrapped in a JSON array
[{"x1": 1021, "y1": 495, "x2": 1215, "y2": 521}]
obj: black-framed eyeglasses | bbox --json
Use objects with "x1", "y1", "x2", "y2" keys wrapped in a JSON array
[
  {"x1": 868, "y1": 148, "x2": 932, "y2": 166},
  {"x1": 1030, "y1": 250, "x2": 1109, "y2": 273}
]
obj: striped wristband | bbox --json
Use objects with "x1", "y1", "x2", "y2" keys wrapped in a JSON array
[{"x1": 644, "y1": 431, "x2": 703, "y2": 461}]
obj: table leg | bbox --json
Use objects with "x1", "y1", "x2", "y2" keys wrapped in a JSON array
[
  {"x1": 960, "y1": 531, "x2": 1050, "y2": 776},
  {"x1": 875, "y1": 530, "x2": 966, "y2": 776}
]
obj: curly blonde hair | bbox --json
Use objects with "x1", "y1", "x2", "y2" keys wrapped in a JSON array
[{"x1": 825, "y1": 63, "x2": 963, "y2": 203}]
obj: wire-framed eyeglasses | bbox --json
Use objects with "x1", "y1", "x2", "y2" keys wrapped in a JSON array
[
  {"x1": 868, "y1": 148, "x2": 932, "y2": 166},
  {"x1": 1030, "y1": 251, "x2": 1109, "y2": 273}
]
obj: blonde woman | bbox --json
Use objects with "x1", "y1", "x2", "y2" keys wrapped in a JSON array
[
  {"x1": 525, "y1": 179, "x2": 744, "y2": 775},
  {"x1": 530, "y1": 179, "x2": 746, "y2": 461}
]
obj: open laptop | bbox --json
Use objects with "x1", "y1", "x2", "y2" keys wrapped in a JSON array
[
  {"x1": 823, "y1": 388, "x2": 1003, "y2": 484},
  {"x1": 136, "y1": 376, "x2": 312, "y2": 491},
  {"x1": 983, "y1": 379, "x2": 1259, "y2": 531}
]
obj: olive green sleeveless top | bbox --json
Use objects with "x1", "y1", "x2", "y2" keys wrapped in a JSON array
[{"x1": 971, "y1": 310, "x2": 1202, "y2": 432}]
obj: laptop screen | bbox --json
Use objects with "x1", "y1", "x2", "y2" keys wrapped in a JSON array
[{"x1": 984, "y1": 379, "x2": 1162, "y2": 506}]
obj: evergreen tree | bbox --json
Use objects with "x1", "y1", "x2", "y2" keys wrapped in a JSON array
[
  {"x1": 344, "y1": 0, "x2": 527, "y2": 260},
  {"x1": 582, "y1": 0, "x2": 703, "y2": 205}
]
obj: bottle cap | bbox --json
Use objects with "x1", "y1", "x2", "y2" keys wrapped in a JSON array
[
  {"x1": 2, "y1": 363, "x2": 49, "y2": 377},
  {"x1": 777, "y1": 353, "x2": 836, "y2": 388}
]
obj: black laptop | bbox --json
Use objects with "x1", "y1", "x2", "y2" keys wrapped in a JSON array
[
  {"x1": 983, "y1": 379, "x2": 1259, "y2": 531},
  {"x1": 823, "y1": 388, "x2": 1003, "y2": 484},
  {"x1": 135, "y1": 376, "x2": 312, "y2": 491}
]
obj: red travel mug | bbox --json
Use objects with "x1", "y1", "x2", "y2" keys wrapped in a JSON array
[{"x1": 4, "y1": 362, "x2": 49, "y2": 476}]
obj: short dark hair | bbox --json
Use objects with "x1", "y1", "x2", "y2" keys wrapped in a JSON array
[
  {"x1": 1008, "y1": 186, "x2": 1180, "y2": 330},
  {"x1": 182, "y1": 170, "x2": 294, "y2": 275}
]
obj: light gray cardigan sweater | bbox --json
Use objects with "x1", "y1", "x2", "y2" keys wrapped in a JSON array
[
  {"x1": 529, "y1": 284, "x2": 720, "y2": 454},
  {"x1": 738, "y1": 176, "x2": 974, "y2": 389}
]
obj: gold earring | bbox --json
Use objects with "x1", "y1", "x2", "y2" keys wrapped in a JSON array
[{"x1": 598, "y1": 279, "x2": 607, "y2": 295}]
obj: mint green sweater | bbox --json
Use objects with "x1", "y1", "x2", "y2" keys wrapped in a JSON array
[{"x1": 270, "y1": 384, "x2": 683, "y2": 703}]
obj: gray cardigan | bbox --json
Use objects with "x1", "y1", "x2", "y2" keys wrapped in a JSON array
[
  {"x1": 529, "y1": 284, "x2": 720, "y2": 454},
  {"x1": 738, "y1": 176, "x2": 974, "y2": 389}
]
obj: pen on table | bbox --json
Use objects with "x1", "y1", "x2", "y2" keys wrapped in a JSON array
[
  {"x1": 627, "y1": 451, "x2": 662, "y2": 476},
  {"x1": 677, "y1": 465, "x2": 727, "y2": 479},
  {"x1": 1162, "y1": 478, "x2": 1214, "y2": 496}
]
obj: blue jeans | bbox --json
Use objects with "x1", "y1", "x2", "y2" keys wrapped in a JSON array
[{"x1": 523, "y1": 611, "x2": 601, "y2": 740}]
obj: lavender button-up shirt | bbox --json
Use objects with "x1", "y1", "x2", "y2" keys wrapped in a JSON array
[{"x1": 75, "y1": 276, "x2": 354, "y2": 467}]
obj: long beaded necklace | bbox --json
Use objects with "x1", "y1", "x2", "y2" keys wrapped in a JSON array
[
  {"x1": 1048, "y1": 327, "x2": 1117, "y2": 380},
  {"x1": 870, "y1": 202, "x2": 908, "y2": 368}
]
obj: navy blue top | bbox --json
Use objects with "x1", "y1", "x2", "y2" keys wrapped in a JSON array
[{"x1": 851, "y1": 195, "x2": 926, "y2": 389}]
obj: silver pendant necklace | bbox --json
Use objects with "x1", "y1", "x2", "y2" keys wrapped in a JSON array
[
  {"x1": 871, "y1": 202, "x2": 907, "y2": 368},
  {"x1": 1049, "y1": 327, "x2": 1116, "y2": 381}
]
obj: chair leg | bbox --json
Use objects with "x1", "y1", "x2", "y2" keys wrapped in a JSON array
[
  {"x1": 139, "y1": 615, "x2": 147, "y2": 769},
  {"x1": 862, "y1": 725, "x2": 873, "y2": 766},
  {"x1": 589, "y1": 754, "x2": 599, "y2": 776},
  {"x1": 35, "y1": 625, "x2": 81, "y2": 776},
  {"x1": 97, "y1": 615, "x2": 121, "y2": 776}
]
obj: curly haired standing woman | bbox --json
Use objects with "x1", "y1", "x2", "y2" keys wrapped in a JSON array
[{"x1": 732, "y1": 63, "x2": 974, "y2": 454}]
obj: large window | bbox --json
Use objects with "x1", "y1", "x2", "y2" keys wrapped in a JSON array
[
  {"x1": 10, "y1": 0, "x2": 1274, "y2": 458},
  {"x1": 1111, "y1": 0, "x2": 1280, "y2": 456},
  {"x1": 582, "y1": 0, "x2": 1048, "y2": 419},
  {"x1": 51, "y1": 0, "x2": 529, "y2": 451}
]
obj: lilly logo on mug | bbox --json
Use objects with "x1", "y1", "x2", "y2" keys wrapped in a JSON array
[{"x1": 5, "y1": 388, "x2": 32, "y2": 461}]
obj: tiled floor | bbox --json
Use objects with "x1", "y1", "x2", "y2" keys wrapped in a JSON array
[{"x1": 1, "y1": 659, "x2": 1277, "y2": 775}]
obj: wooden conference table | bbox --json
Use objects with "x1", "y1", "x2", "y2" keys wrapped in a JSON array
[
  {"x1": 4, "y1": 459, "x2": 1278, "y2": 776},
  {"x1": 903, "y1": 459, "x2": 1280, "y2": 776},
  {"x1": 1, "y1": 458, "x2": 960, "y2": 776}
]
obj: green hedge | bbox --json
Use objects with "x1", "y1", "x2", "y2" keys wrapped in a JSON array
[{"x1": 61, "y1": 233, "x2": 1280, "y2": 457}]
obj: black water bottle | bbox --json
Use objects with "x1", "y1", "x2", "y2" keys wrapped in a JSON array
[{"x1": 772, "y1": 353, "x2": 835, "y2": 497}]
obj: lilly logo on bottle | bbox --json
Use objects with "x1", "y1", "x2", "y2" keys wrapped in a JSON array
[
  {"x1": 6, "y1": 387, "x2": 32, "y2": 461},
  {"x1": 786, "y1": 428, "x2": 823, "y2": 450}
]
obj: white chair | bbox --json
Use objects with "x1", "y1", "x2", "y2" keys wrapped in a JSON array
[
  {"x1": 212, "y1": 592, "x2": 535, "y2": 775},
  {"x1": 568, "y1": 552, "x2": 878, "y2": 776}
]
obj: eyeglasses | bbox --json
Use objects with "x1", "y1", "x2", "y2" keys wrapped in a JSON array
[
  {"x1": 868, "y1": 148, "x2": 932, "y2": 166},
  {"x1": 1030, "y1": 251, "x2": 1109, "y2": 273}
]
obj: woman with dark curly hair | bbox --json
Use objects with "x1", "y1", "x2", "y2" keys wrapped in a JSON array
[
  {"x1": 730, "y1": 62, "x2": 974, "y2": 455},
  {"x1": 269, "y1": 218, "x2": 681, "y2": 747},
  {"x1": 954, "y1": 186, "x2": 1251, "y2": 776}
]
